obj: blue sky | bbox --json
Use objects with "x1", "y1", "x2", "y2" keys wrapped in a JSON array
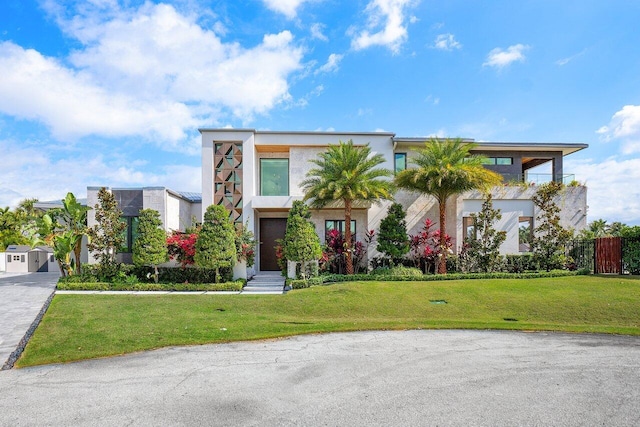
[{"x1": 1, "y1": 0, "x2": 639, "y2": 225}]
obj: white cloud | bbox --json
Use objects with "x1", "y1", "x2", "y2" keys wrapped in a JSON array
[
  {"x1": 596, "y1": 105, "x2": 640, "y2": 154},
  {"x1": 0, "y1": 138, "x2": 201, "y2": 208},
  {"x1": 350, "y1": 0, "x2": 417, "y2": 54},
  {"x1": 315, "y1": 53, "x2": 344, "y2": 74},
  {"x1": 0, "y1": 3, "x2": 304, "y2": 147},
  {"x1": 567, "y1": 156, "x2": 640, "y2": 225},
  {"x1": 310, "y1": 23, "x2": 328, "y2": 41},
  {"x1": 483, "y1": 44, "x2": 530, "y2": 69},
  {"x1": 556, "y1": 48, "x2": 587, "y2": 66},
  {"x1": 433, "y1": 33, "x2": 461, "y2": 51},
  {"x1": 261, "y1": 0, "x2": 314, "y2": 19}
]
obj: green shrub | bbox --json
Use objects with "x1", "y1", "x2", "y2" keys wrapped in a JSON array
[
  {"x1": 56, "y1": 280, "x2": 244, "y2": 292},
  {"x1": 373, "y1": 265, "x2": 424, "y2": 278},
  {"x1": 504, "y1": 254, "x2": 538, "y2": 273},
  {"x1": 287, "y1": 277, "x2": 323, "y2": 289}
]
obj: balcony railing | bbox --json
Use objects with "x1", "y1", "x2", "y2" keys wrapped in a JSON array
[{"x1": 500, "y1": 173, "x2": 577, "y2": 185}]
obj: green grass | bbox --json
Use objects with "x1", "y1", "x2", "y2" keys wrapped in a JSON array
[{"x1": 17, "y1": 275, "x2": 640, "y2": 367}]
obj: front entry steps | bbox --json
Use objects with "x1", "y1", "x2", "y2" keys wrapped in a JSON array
[{"x1": 241, "y1": 272, "x2": 286, "y2": 295}]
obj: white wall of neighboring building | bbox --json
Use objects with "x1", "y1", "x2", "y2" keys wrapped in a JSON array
[{"x1": 0, "y1": 252, "x2": 5, "y2": 272}]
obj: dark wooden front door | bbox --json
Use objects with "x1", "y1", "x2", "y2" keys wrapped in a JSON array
[{"x1": 260, "y1": 218, "x2": 287, "y2": 271}]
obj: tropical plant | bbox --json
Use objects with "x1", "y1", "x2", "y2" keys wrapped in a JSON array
[
  {"x1": 194, "y1": 205, "x2": 237, "y2": 282},
  {"x1": 376, "y1": 202, "x2": 409, "y2": 264},
  {"x1": 87, "y1": 187, "x2": 126, "y2": 277},
  {"x1": 531, "y1": 181, "x2": 572, "y2": 271},
  {"x1": 301, "y1": 139, "x2": 394, "y2": 274},
  {"x1": 460, "y1": 193, "x2": 506, "y2": 272},
  {"x1": 0, "y1": 206, "x2": 29, "y2": 248},
  {"x1": 283, "y1": 201, "x2": 322, "y2": 279},
  {"x1": 235, "y1": 221, "x2": 257, "y2": 268},
  {"x1": 409, "y1": 218, "x2": 452, "y2": 274},
  {"x1": 58, "y1": 193, "x2": 89, "y2": 274},
  {"x1": 132, "y1": 209, "x2": 168, "y2": 283},
  {"x1": 395, "y1": 138, "x2": 502, "y2": 274}
]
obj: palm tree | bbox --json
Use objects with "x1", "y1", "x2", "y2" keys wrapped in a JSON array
[
  {"x1": 301, "y1": 140, "x2": 394, "y2": 274},
  {"x1": 395, "y1": 138, "x2": 502, "y2": 274}
]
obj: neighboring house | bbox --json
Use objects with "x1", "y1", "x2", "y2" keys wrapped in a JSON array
[
  {"x1": 200, "y1": 129, "x2": 588, "y2": 278},
  {"x1": 4, "y1": 245, "x2": 59, "y2": 273},
  {"x1": 86, "y1": 187, "x2": 202, "y2": 264}
]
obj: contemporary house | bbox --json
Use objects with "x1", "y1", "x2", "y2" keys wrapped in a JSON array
[
  {"x1": 86, "y1": 187, "x2": 202, "y2": 264},
  {"x1": 201, "y1": 129, "x2": 588, "y2": 277}
]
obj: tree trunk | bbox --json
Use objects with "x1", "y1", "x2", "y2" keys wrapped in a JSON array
[
  {"x1": 344, "y1": 199, "x2": 354, "y2": 275},
  {"x1": 438, "y1": 199, "x2": 447, "y2": 274},
  {"x1": 74, "y1": 240, "x2": 82, "y2": 275}
]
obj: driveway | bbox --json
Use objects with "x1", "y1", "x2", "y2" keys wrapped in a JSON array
[
  {"x1": 1, "y1": 330, "x2": 638, "y2": 426},
  {"x1": 0, "y1": 272, "x2": 59, "y2": 368}
]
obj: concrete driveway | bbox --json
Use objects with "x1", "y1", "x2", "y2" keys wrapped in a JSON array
[
  {"x1": 1, "y1": 330, "x2": 638, "y2": 426},
  {"x1": 0, "y1": 272, "x2": 59, "y2": 368}
]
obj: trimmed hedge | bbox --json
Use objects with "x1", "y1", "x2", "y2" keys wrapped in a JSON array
[
  {"x1": 77, "y1": 264, "x2": 234, "y2": 284},
  {"x1": 286, "y1": 269, "x2": 589, "y2": 290},
  {"x1": 56, "y1": 280, "x2": 245, "y2": 292}
]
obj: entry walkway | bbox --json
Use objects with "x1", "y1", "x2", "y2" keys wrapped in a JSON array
[{"x1": 0, "y1": 272, "x2": 58, "y2": 369}]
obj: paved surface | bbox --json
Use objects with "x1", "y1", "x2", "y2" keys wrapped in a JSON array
[
  {"x1": 1, "y1": 330, "x2": 639, "y2": 426},
  {"x1": 0, "y1": 272, "x2": 58, "y2": 367}
]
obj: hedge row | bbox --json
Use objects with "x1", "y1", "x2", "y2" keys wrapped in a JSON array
[
  {"x1": 56, "y1": 280, "x2": 245, "y2": 292},
  {"x1": 286, "y1": 269, "x2": 589, "y2": 289}
]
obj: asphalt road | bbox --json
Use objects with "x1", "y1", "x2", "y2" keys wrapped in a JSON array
[{"x1": 1, "y1": 330, "x2": 639, "y2": 426}]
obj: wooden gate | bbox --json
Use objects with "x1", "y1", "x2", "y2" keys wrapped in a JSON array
[{"x1": 595, "y1": 237, "x2": 622, "y2": 274}]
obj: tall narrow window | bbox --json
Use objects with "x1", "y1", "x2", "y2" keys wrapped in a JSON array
[
  {"x1": 260, "y1": 159, "x2": 289, "y2": 196},
  {"x1": 519, "y1": 217, "x2": 533, "y2": 252},
  {"x1": 120, "y1": 216, "x2": 140, "y2": 253},
  {"x1": 394, "y1": 153, "x2": 407, "y2": 173},
  {"x1": 7, "y1": 255, "x2": 11, "y2": 263},
  {"x1": 463, "y1": 217, "x2": 476, "y2": 240}
]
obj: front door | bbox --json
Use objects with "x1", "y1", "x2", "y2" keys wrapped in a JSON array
[{"x1": 259, "y1": 218, "x2": 287, "y2": 271}]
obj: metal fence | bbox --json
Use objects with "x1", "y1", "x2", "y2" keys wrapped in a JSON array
[{"x1": 566, "y1": 237, "x2": 640, "y2": 274}]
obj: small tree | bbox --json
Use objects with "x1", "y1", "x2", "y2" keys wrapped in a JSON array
[
  {"x1": 531, "y1": 182, "x2": 572, "y2": 271},
  {"x1": 377, "y1": 202, "x2": 409, "y2": 265},
  {"x1": 283, "y1": 201, "x2": 322, "y2": 279},
  {"x1": 87, "y1": 187, "x2": 126, "y2": 278},
  {"x1": 461, "y1": 193, "x2": 506, "y2": 272},
  {"x1": 132, "y1": 209, "x2": 168, "y2": 283},
  {"x1": 195, "y1": 205, "x2": 237, "y2": 282}
]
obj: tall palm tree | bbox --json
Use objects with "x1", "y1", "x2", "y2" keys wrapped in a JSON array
[
  {"x1": 301, "y1": 140, "x2": 394, "y2": 274},
  {"x1": 395, "y1": 138, "x2": 502, "y2": 274}
]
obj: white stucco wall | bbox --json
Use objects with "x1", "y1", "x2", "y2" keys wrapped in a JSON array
[
  {"x1": 0, "y1": 252, "x2": 5, "y2": 272},
  {"x1": 459, "y1": 185, "x2": 588, "y2": 255}
]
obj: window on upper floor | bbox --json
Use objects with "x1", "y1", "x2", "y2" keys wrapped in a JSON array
[
  {"x1": 482, "y1": 157, "x2": 513, "y2": 165},
  {"x1": 394, "y1": 153, "x2": 407, "y2": 173},
  {"x1": 260, "y1": 159, "x2": 289, "y2": 196}
]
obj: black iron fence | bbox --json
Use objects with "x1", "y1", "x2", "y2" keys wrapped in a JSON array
[{"x1": 566, "y1": 237, "x2": 640, "y2": 275}]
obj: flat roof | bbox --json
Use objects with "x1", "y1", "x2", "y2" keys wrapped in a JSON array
[{"x1": 199, "y1": 128, "x2": 396, "y2": 136}]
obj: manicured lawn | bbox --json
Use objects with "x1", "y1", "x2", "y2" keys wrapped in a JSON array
[{"x1": 17, "y1": 275, "x2": 640, "y2": 367}]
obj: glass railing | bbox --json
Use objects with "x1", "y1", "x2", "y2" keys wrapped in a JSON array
[{"x1": 500, "y1": 173, "x2": 577, "y2": 185}]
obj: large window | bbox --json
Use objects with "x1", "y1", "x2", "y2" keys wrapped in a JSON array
[
  {"x1": 394, "y1": 153, "x2": 407, "y2": 173},
  {"x1": 120, "y1": 216, "x2": 140, "y2": 253},
  {"x1": 260, "y1": 159, "x2": 289, "y2": 196},
  {"x1": 519, "y1": 217, "x2": 533, "y2": 252}
]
